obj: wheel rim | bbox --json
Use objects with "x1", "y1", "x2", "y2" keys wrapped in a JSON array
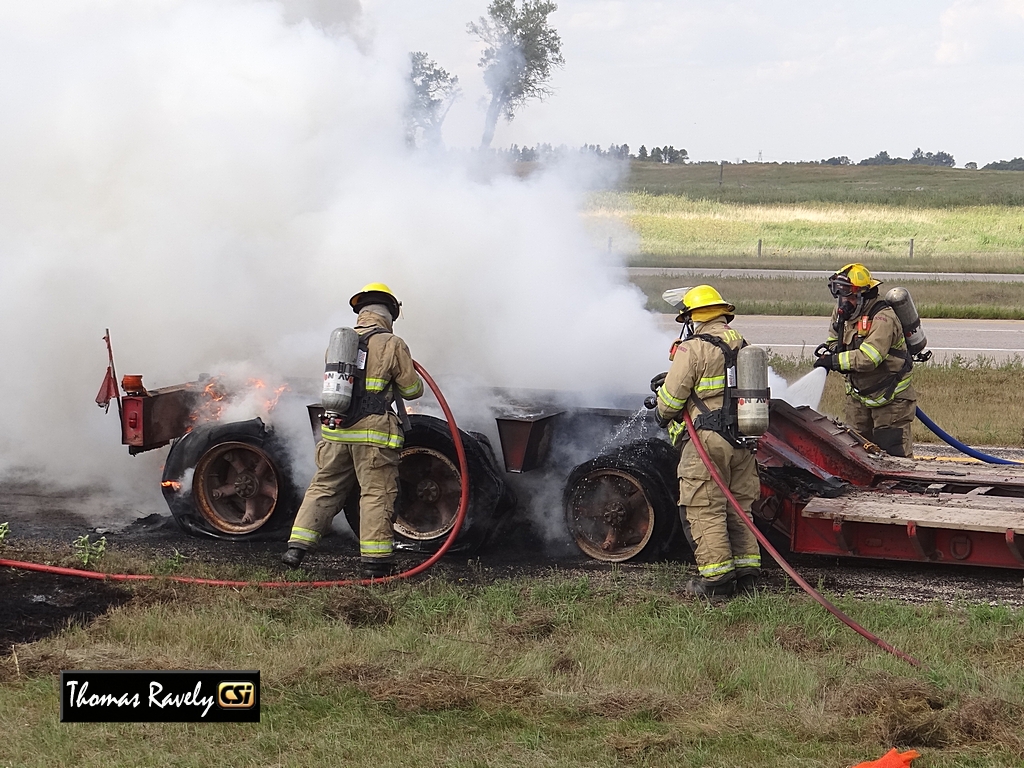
[
  {"x1": 395, "y1": 446, "x2": 462, "y2": 540},
  {"x1": 565, "y1": 468, "x2": 656, "y2": 562},
  {"x1": 193, "y1": 441, "x2": 280, "y2": 534}
]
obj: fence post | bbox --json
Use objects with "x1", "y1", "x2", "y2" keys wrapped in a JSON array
[
  {"x1": 718, "y1": 161, "x2": 724, "y2": 187},
  {"x1": 757, "y1": 239, "x2": 762, "y2": 258},
  {"x1": 909, "y1": 238, "x2": 914, "y2": 259}
]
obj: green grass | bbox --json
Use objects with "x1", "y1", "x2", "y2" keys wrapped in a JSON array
[
  {"x1": 769, "y1": 354, "x2": 1024, "y2": 447},
  {"x1": 631, "y1": 274, "x2": 1024, "y2": 320},
  {"x1": 587, "y1": 191, "x2": 1024, "y2": 272},
  {"x1": 2, "y1": 569, "x2": 1024, "y2": 767},
  {"x1": 626, "y1": 162, "x2": 1024, "y2": 207}
]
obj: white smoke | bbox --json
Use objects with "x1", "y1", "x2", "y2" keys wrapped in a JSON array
[{"x1": 0, "y1": 1, "x2": 665, "y2": 512}]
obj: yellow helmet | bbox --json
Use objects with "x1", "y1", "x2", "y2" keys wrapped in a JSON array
[
  {"x1": 676, "y1": 284, "x2": 736, "y2": 323},
  {"x1": 349, "y1": 282, "x2": 401, "y2": 320},
  {"x1": 830, "y1": 263, "x2": 881, "y2": 297}
]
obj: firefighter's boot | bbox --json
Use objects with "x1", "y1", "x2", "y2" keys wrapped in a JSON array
[
  {"x1": 736, "y1": 573, "x2": 760, "y2": 594},
  {"x1": 281, "y1": 547, "x2": 306, "y2": 569},
  {"x1": 684, "y1": 577, "x2": 735, "y2": 599},
  {"x1": 361, "y1": 558, "x2": 397, "y2": 579}
]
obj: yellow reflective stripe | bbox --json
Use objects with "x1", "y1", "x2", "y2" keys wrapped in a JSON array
[
  {"x1": 733, "y1": 554, "x2": 761, "y2": 568},
  {"x1": 398, "y1": 379, "x2": 423, "y2": 398},
  {"x1": 365, "y1": 378, "x2": 388, "y2": 392},
  {"x1": 860, "y1": 343, "x2": 883, "y2": 366},
  {"x1": 848, "y1": 374, "x2": 913, "y2": 407},
  {"x1": 289, "y1": 527, "x2": 320, "y2": 544},
  {"x1": 893, "y1": 336, "x2": 906, "y2": 349},
  {"x1": 657, "y1": 386, "x2": 686, "y2": 410},
  {"x1": 697, "y1": 559, "x2": 735, "y2": 578},
  {"x1": 322, "y1": 427, "x2": 404, "y2": 448},
  {"x1": 360, "y1": 540, "x2": 393, "y2": 555},
  {"x1": 694, "y1": 376, "x2": 724, "y2": 394},
  {"x1": 837, "y1": 351, "x2": 852, "y2": 371},
  {"x1": 667, "y1": 421, "x2": 686, "y2": 445}
]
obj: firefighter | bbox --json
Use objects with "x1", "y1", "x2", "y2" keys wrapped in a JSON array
[
  {"x1": 282, "y1": 283, "x2": 424, "y2": 577},
  {"x1": 813, "y1": 263, "x2": 917, "y2": 458},
  {"x1": 654, "y1": 285, "x2": 761, "y2": 598}
]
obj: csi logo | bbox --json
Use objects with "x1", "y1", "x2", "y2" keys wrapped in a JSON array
[{"x1": 217, "y1": 682, "x2": 256, "y2": 709}]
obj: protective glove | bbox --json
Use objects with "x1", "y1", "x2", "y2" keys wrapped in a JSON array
[
  {"x1": 656, "y1": 413, "x2": 673, "y2": 429},
  {"x1": 650, "y1": 372, "x2": 667, "y2": 393},
  {"x1": 813, "y1": 353, "x2": 835, "y2": 371},
  {"x1": 813, "y1": 342, "x2": 836, "y2": 358}
]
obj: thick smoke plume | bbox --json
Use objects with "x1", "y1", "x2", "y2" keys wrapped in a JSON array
[{"x1": 0, "y1": 1, "x2": 666, "y2": 513}]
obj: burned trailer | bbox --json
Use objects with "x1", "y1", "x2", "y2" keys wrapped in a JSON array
[
  {"x1": 106, "y1": 360, "x2": 1024, "y2": 570},
  {"x1": 111, "y1": 367, "x2": 681, "y2": 557},
  {"x1": 756, "y1": 400, "x2": 1024, "y2": 571}
]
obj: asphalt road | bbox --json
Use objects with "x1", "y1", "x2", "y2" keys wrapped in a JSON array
[
  {"x1": 654, "y1": 314, "x2": 1024, "y2": 361},
  {"x1": 631, "y1": 267, "x2": 1024, "y2": 282}
]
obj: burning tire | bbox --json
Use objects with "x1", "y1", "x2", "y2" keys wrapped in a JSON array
[
  {"x1": 563, "y1": 438, "x2": 682, "y2": 562},
  {"x1": 344, "y1": 414, "x2": 515, "y2": 554},
  {"x1": 162, "y1": 418, "x2": 301, "y2": 540}
]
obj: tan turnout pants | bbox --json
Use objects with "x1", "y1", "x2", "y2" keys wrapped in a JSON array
[
  {"x1": 288, "y1": 440, "x2": 400, "y2": 561},
  {"x1": 678, "y1": 430, "x2": 761, "y2": 583},
  {"x1": 844, "y1": 395, "x2": 917, "y2": 458}
]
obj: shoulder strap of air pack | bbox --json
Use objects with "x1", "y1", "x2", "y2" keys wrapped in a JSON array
[
  {"x1": 338, "y1": 327, "x2": 391, "y2": 428},
  {"x1": 688, "y1": 333, "x2": 747, "y2": 443}
]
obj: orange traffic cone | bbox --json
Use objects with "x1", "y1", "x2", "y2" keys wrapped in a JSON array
[{"x1": 852, "y1": 748, "x2": 921, "y2": 768}]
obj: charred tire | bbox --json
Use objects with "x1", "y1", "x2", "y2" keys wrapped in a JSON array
[
  {"x1": 344, "y1": 415, "x2": 515, "y2": 555},
  {"x1": 161, "y1": 418, "x2": 301, "y2": 541},
  {"x1": 563, "y1": 438, "x2": 681, "y2": 562}
]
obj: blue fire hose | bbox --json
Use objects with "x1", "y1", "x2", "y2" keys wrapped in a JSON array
[{"x1": 916, "y1": 407, "x2": 1021, "y2": 466}]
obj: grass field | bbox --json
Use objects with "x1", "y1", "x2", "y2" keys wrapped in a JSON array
[
  {"x1": 2, "y1": 560, "x2": 1023, "y2": 767},
  {"x1": 588, "y1": 192, "x2": 1024, "y2": 271},
  {"x1": 582, "y1": 163, "x2": 1024, "y2": 272},
  {"x1": 631, "y1": 274, "x2": 1024, "y2": 320},
  {"x1": 626, "y1": 162, "x2": 1024, "y2": 207}
]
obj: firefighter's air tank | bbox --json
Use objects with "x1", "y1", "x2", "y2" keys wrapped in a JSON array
[
  {"x1": 885, "y1": 287, "x2": 927, "y2": 356},
  {"x1": 322, "y1": 327, "x2": 359, "y2": 416},
  {"x1": 736, "y1": 345, "x2": 770, "y2": 437}
]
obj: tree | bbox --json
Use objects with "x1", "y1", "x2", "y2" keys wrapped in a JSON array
[
  {"x1": 821, "y1": 156, "x2": 851, "y2": 166},
  {"x1": 650, "y1": 146, "x2": 663, "y2": 163},
  {"x1": 406, "y1": 51, "x2": 461, "y2": 149},
  {"x1": 662, "y1": 146, "x2": 687, "y2": 163},
  {"x1": 637, "y1": 145, "x2": 648, "y2": 161},
  {"x1": 910, "y1": 148, "x2": 955, "y2": 167},
  {"x1": 983, "y1": 157, "x2": 1024, "y2": 171},
  {"x1": 468, "y1": 0, "x2": 564, "y2": 148}
]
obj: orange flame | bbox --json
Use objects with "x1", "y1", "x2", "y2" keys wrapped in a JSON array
[
  {"x1": 161, "y1": 480, "x2": 181, "y2": 491},
  {"x1": 264, "y1": 384, "x2": 290, "y2": 413}
]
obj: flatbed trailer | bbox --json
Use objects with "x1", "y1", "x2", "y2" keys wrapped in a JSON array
[{"x1": 758, "y1": 400, "x2": 1024, "y2": 570}]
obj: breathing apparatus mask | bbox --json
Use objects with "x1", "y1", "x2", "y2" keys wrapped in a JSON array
[
  {"x1": 677, "y1": 311, "x2": 695, "y2": 342},
  {"x1": 830, "y1": 274, "x2": 866, "y2": 322}
]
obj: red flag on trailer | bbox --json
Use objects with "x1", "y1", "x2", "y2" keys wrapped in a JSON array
[{"x1": 95, "y1": 366, "x2": 119, "y2": 412}]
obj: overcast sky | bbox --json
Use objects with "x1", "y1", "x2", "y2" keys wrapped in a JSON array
[{"x1": 365, "y1": 0, "x2": 1024, "y2": 165}]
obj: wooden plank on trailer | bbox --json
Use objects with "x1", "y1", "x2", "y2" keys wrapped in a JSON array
[{"x1": 803, "y1": 494, "x2": 1024, "y2": 533}]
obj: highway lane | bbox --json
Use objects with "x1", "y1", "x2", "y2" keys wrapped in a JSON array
[{"x1": 653, "y1": 314, "x2": 1024, "y2": 361}]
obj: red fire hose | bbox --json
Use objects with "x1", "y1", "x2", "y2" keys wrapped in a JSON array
[
  {"x1": 0, "y1": 361, "x2": 469, "y2": 589},
  {"x1": 683, "y1": 411, "x2": 922, "y2": 668}
]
